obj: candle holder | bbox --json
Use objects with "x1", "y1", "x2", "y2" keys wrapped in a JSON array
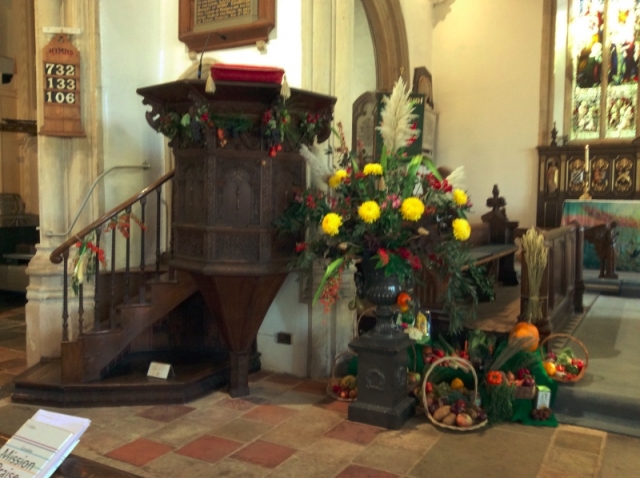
[{"x1": 579, "y1": 174, "x2": 592, "y2": 201}]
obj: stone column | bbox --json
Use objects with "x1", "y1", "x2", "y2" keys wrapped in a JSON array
[
  {"x1": 299, "y1": 1, "x2": 357, "y2": 378},
  {"x1": 301, "y1": 0, "x2": 354, "y2": 148},
  {"x1": 306, "y1": 263, "x2": 356, "y2": 379},
  {"x1": 26, "y1": 0, "x2": 101, "y2": 366}
]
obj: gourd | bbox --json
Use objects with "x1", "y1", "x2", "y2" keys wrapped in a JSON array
[
  {"x1": 486, "y1": 371, "x2": 503, "y2": 385},
  {"x1": 508, "y1": 322, "x2": 540, "y2": 352}
]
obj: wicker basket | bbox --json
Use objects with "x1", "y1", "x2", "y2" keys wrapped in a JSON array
[
  {"x1": 422, "y1": 356, "x2": 488, "y2": 431},
  {"x1": 326, "y1": 350, "x2": 358, "y2": 402},
  {"x1": 514, "y1": 384, "x2": 536, "y2": 399},
  {"x1": 486, "y1": 371, "x2": 536, "y2": 399},
  {"x1": 540, "y1": 333, "x2": 589, "y2": 383}
]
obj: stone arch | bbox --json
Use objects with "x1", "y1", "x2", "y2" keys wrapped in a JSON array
[{"x1": 361, "y1": 0, "x2": 411, "y2": 90}]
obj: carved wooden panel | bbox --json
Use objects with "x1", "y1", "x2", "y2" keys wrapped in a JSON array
[
  {"x1": 272, "y1": 157, "x2": 305, "y2": 218},
  {"x1": 614, "y1": 156, "x2": 634, "y2": 195},
  {"x1": 174, "y1": 228, "x2": 205, "y2": 258},
  {"x1": 215, "y1": 233, "x2": 260, "y2": 261},
  {"x1": 178, "y1": 159, "x2": 207, "y2": 224},
  {"x1": 537, "y1": 143, "x2": 640, "y2": 228},
  {"x1": 215, "y1": 156, "x2": 261, "y2": 226},
  {"x1": 591, "y1": 157, "x2": 611, "y2": 194},
  {"x1": 567, "y1": 156, "x2": 588, "y2": 194},
  {"x1": 545, "y1": 156, "x2": 561, "y2": 195}
]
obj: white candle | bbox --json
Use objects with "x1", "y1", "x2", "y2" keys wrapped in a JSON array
[{"x1": 585, "y1": 145, "x2": 590, "y2": 173}]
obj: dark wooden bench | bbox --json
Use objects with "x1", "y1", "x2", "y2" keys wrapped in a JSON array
[
  {"x1": 517, "y1": 222, "x2": 585, "y2": 339},
  {"x1": 415, "y1": 185, "x2": 519, "y2": 311}
]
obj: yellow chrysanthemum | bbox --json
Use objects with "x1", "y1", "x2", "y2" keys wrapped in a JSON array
[
  {"x1": 452, "y1": 189, "x2": 468, "y2": 206},
  {"x1": 322, "y1": 213, "x2": 343, "y2": 236},
  {"x1": 452, "y1": 218, "x2": 471, "y2": 241},
  {"x1": 400, "y1": 197, "x2": 425, "y2": 221},
  {"x1": 328, "y1": 169, "x2": 348, "y2": 189},
  {"x1": 363, "y1": 163, "x2": 383, "y2": 176},
  {"x1": 358, "y1": 201, "x2": 381, "y2": 223}
]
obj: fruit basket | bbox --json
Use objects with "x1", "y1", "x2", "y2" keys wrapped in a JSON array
[
  {"x1": 327, "y1": 350, "x2": 358, "y2": 402},
  {"x1": 540, "y1": 333, "x2": 588, "y2": 383},
  {"x1": 422, "y1": 356, "x2": 489, "y2": 431}
]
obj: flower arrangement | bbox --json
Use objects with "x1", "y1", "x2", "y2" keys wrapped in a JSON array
[{"x1": 275, "y1": 77, "x2": 493, "y2": 332}]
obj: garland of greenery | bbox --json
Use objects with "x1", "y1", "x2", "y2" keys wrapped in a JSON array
[{"x1": 155, "y1": 99, "x2": 324, "y2": 155}]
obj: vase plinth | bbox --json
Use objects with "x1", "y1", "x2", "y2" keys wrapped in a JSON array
[{"x1": 348, "y1": 259, "x2": 415, "y2": 430}]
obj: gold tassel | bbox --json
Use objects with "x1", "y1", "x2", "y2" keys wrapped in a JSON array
[
  {"x1": 205, "y1": 74, "x2": 216, "y2": 94},
  {"x1": 280, "y1": 74, "x2": 290, "y2": 100}
]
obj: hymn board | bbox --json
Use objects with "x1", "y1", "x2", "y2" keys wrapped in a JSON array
[{"x1": 40, "y1": 34, "x2": 85, "y2": 137}]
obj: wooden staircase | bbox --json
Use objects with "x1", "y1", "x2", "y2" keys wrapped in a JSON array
[
  {"x1": 12, "y1": 264, "x2": 265, "y2": 407},
  {"x1": 60, "y1": 270, "x2": 198, "y2": 383},
  {"x1": 12, "y1": 170, "x2": 261, "y2": 407}
]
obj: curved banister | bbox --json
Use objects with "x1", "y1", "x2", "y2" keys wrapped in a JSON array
[{"x1": 50, "y1": 169, "x2": 175, "y2": 265}]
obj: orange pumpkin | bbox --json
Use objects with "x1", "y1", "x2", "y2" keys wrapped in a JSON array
[{"x1": 509, "y1": 322, "x2": 539, "y2": 352}]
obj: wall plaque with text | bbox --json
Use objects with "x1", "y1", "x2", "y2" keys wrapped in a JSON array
[
  {"x1": 179, "y1": 0, "x2": 275, "y2": 52},
  {"x1": 39, "y1": 34, "x2": 85, "y2": 137}
]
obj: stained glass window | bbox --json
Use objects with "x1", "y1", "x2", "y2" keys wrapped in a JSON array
[{"x1": 569, "y1": 0, "x2": 640, "y2": 140}]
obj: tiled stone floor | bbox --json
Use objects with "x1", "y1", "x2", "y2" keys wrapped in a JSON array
[
  {"x1": 1, "y1": 371, "x2": 639, "y2": 477},
  {"x1": 2, "y1": 294, "x2": 640, "y2": 477}
]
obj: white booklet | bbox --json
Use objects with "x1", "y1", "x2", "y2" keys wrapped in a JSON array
[{"x1": 0, "y1": 409, "x2": 90, "y2": 478}]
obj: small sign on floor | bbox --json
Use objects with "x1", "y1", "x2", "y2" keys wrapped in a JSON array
[{"x1": 147, "y1": 361, "x2": 175, "y2": 379}]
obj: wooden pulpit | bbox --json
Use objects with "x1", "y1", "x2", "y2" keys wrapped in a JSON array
[{"x1": 137, "y1": 79, "x2": 335, "y2": 396}]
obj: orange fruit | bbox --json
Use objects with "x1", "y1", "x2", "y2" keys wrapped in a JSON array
[
  {"x1": 396, "y1": 292, "x2": 412, "y2": 312},
  {"x1": 543, "y1": 361, "x2": 556, "y2": 376}
]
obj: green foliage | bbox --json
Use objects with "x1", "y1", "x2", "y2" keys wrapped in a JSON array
[{"x1": 485, "y1": 383, "x2": 515, "y2": 424}]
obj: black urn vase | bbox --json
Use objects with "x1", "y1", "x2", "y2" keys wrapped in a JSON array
[
  {"x1": 348, "y1": 257, "x2": 415, "y2": 430},
  {"x1": 354, "y1": 257, "x2": 406, "y2": 337}
]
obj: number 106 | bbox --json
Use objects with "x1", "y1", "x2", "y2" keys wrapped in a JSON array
[{"x1": 45, "y1": 91, "x2": 76, "y2": 104}]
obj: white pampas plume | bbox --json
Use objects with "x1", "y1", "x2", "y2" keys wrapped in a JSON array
[
  {"x1": 300, "y1": 144, "x2": 330, "y2": 191},
  {"x1": 445, "y1": 166, "x2": 466, "y2": 190},
  {"x1": 376, "y1": 77, "x2": 419, "y2": 155}
]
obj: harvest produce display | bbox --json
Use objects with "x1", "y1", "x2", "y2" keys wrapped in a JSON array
[
  {"x1": 543, "y1": 348, "x2": 585, "y2": 382},
  {"x1": 539, "y1": 333, "x2": 588, "y2": 383},
  {"x1": 329, "y1": 374, "x2": 358, "y2": 401},
  {"x1": 424, "y1": 378, "x2": 488, "y2": 429}
]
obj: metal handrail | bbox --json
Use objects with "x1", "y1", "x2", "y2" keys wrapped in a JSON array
[
  {"x1": 45, "y1": 163, "x2": 151, "y2": 238},
  {"x1": 50, "y1": 169, "x2": 175, "y2": 264}
]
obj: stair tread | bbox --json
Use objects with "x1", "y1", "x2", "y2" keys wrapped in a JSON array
[{"x1": 11, "y1": 354, "x2": 261, "y2": 408}]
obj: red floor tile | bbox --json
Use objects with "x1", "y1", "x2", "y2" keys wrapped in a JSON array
[
  {"x1": 175, "y1": 435, "x2": 243, "y2": 463},
  {"x1": 231, "y1": 440, "x2": 296, "y2": 468},
  {"x1": 242, "y1": 404, "x2": 298, "y2": 425},
  {"x1": 336, "y1": 464, "x2": 400, "y2": 478},
  {"x1": 315, "y1": 396, "x2": 350, "y2": 414},
  {"x1": 248, "y1": 370, "x2": 272, "y2": 382},
  {"x1": 324, "y1": 421, "x2": 382, "y2": 445},
  {"x1": 292, "y1": 379, "x2": 327, "y2": 395},
  {"x1": 0, "y1": 357, "x2": 26, "y2": 371},
  {"x1": 215, "y1": 396, "x2": 266, "y2": 411},
  {"x1": 264, "y1": 373, "x2": 303, "y2": 386},
  {"x1": 136, "y1": 404, "x2": 195, "y2": 422},
  {"x1": 105, "y1": 438, "x2": 173, "y2": 467}
]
